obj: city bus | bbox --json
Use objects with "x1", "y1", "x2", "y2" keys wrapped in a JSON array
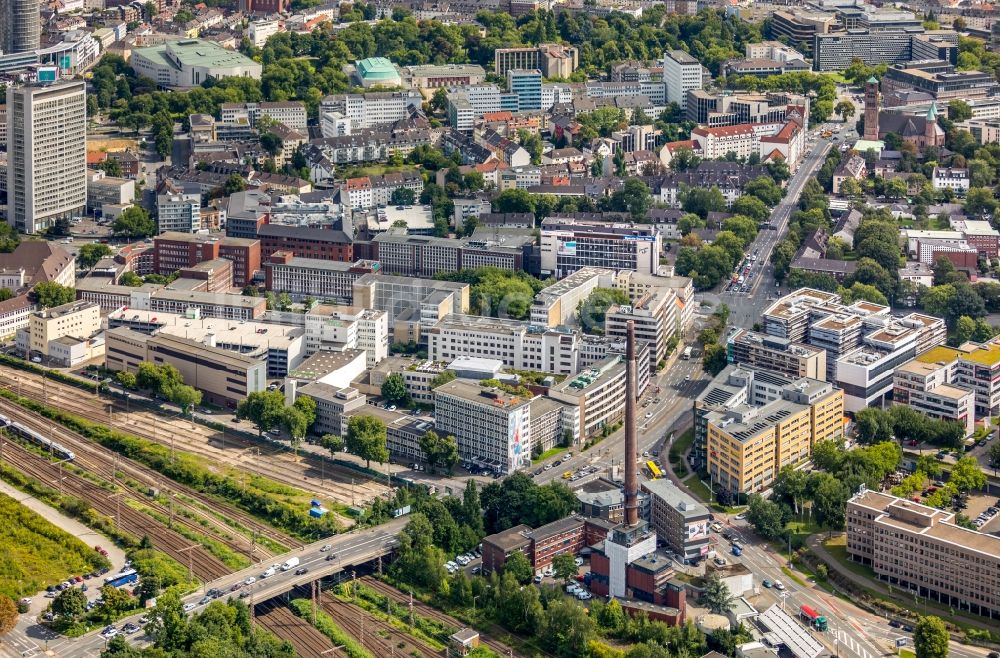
[
  {"x1": 799, "y1": 605, "x2": 828, "y2": 631},
  {"x1": 646, "y1": 461, "x2": 662, "y2": 479}
]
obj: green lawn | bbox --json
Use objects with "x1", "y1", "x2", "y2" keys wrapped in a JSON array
[
  {"x1": 683, "y1": 474, "x2": 712, "y2": 501},
  {"x1": 823, "y1": 536, "x2": 878, "y2": 579},
  {"x1": 532, "y1": 446, "x2": 566, "y2": 464}
]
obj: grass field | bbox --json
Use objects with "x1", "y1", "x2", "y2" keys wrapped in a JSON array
[
  {"x1": 532, "y1": 446, "x2": 566, "y2": 464},
  {"x1": 0, "y1": 492, "x2": 108, "y2": 598},
  {"x1": 669, "y1": 429, "x2": 694, "y2": 477},
  {"x1": 683, "y1": 474, "x2": 712, "y2": 501}
]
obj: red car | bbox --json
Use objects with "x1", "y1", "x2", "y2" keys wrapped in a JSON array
[{"x1": 73, "y1": 576, "x2": 84, "y2": 583}]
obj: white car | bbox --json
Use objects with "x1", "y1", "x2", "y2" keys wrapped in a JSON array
[
  {"x1": 574, "y1": 557, "x2": 584, "y2": 567},
  {"x1": 735, "y1": 513, "x2": 747, "y2": 521},
  {"x1": 183, "y1": 603, "x2": 196, "y2": 612},
  {"x1": 446, "y1": 561, "x2": 458, "y2": 570},
  {"x1": 542, "y1": 567, "x2": 554, "y2": 577},
  {"x1": 576, "y1": 591, "x2": 592, "y2": 600},
  {"x1": 101, "y1": 626, "x2": 118, "y2": 639},
  {"x1": 244, "y1": 576, "x2": 256, "y2": 585},
  {"x1": 456, "y1": 556, "x2": 470, "y2": 566},
  {"x1": 565, "y1": 584, "x2": 580, "y2": 594},
  {"x1": 773, "y1": 581, "x2": 785, "y2": 591}
]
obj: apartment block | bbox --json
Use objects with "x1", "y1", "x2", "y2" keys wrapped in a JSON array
[
  {"x1": 847, "y1": 490, "x2": 999, "y2": 618},
  {"x1": 540, "y1": 217, "x2": 662, "y2": 278},
  {"x1": 157, "y1": 192, "x2": 201, "y2": 233},
  {"x1": 220, "y1": 101, "x2": 307, "y2": 130},
  {"x1": 727, "y1": 329, "x2": 827, "y2": 381},
  {"x1": 706, "y1": 378, "x2": 843, "y2": 495},
  {"x1": 427, "y1": 314, "x2": 579, "y2": 376},
  {"x1": 434, "y1": 380, "x2": 533, "y2": 475}
]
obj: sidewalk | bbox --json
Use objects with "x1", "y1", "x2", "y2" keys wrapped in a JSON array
[
  {"x1": 0, "y1": 479, "x2": 128, "y2": 614},
  {"x1": 807, "y1": 533, "x2": 1000, "y2": 635}
]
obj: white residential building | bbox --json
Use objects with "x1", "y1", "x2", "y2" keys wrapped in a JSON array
[
  {"x1": 931, "y1": 167, "x2": 970, "y2": 193},
  {"x1": 156, "y1": 192, "x2": 201, "y2": 234},
  {"x1": 220, "y1": 101, "x2": 307, "y2": 131},
  {"x1": 319, "y1": 91, "x2": 420, "y2": 132}
]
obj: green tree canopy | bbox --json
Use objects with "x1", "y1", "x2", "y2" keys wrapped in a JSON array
[{"x1": 345, "y1": 414, "x2": 389, "y2": 468}]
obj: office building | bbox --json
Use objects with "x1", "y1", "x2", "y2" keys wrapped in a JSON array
[
  {"x1": 371, "y1": 233, "x2": 530, "y2": 278},
  {"x1": 912, "y1": 343, "x2": 1000, "y2": 417},
  {"x1": 642, "y1": 479, "x2": 711, "y2": 563},
  {"x1": 264, "y1": 253, "x2": 379, "y2": 303},
  {"x1": 350, "y1": 274, "x2": 470, "y2": 344},
  {"x1": 7, "y1": 81, "x2": 87, "y2": 234},
  {"x1": 847, "y1": 490, "x2": 1000, "y2": 618},
  {"x1": 539, "y1": 217, "x2": 662, "y2": 278},
  {"x1": 882, "y1": 60, "x2": 995, "y2": 104},
  {"x1": 153, "y1": 232, "x2": 261, "y2": 288},
  {"x1": 769, "y1": 10, "x2": 837, "y2": 55},
  {"x1": 530, "y1": 268, "x2": 616, "y2": 329},
  {"x1": 257, "y1": 224, "x2": 353, "y2": 263},
  {"x1": 402, "y1": 64, "x2": 487, "y2": 89},
  {"x1": 107, "y1": 308, "x2": 305, "y2": 377},
  {"x1": 547, "y1": 353, "x2": 647, "y2": 441},
  {"x1": 156, "y1": 192, "x2": 200, "y2": 234},
  {"x1": 494, "y1": 44, "x2": 579, "y2": 78},
  {"x1": 319, "y1": 91, "x2": 420, "y2": 132},
  {"x1": 303, "y1": 305, "x2": 388, "y2": 367},
  {"x1": 706, "y1": 379, "x2": 844, "y2": 495},
  {"x1": 812, "y1": 29, "x2": 920, "y2": 72},
  {"x1": 17, "y1": 301, "x2": 101, "y2": 366},
  {"x1": 662, "y1": 50, "x2": 702, "y2": 110},
  {"x1": 727, "y1": 329, "x2": 827, "y2": 380},
  {"x1": 106, "y1": 327, "x2": 266, "y2": 407},
  {"x1": 2, "y1": 0, "x2": 40, "y2": 54},
  {"x1": 605, "y1": 290, "x2": 678, "y2": 373},
  {"x1": 892, "y1": 358, "x2": 974, "y2": 437},
  {"x1": 86, "y1": 173, "x2": 135, "y2": 214},
  {"x1": 507, "y1": 69, "x2": 543, "y2": 111},
  {"x1": 434, "y1": 380, "x2": 533, "y2": 474},
  {"x1": 427, "y1": 314, "x2": 580, "y2": 376},
  {"x1": 220, "y1": 101, "x2": 307, "y2": 131},
  {"x1": 129, "y1": 40, "x2": 262, "y2": 89}
]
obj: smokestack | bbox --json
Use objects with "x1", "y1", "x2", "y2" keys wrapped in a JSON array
[{"x1": 624, "y1": 320, "x2": 639, "y2": 527}]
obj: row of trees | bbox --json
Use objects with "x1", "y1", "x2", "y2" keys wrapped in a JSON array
[
  {"x1": 119, "y1": 363, "x2": 202, "y2": 416},
  {"x1": 235, "y1": 389, "x2": 317, "y2": 455},
  {"x1": 854, "y1": 405, "x2": 967, "y2": 449}
]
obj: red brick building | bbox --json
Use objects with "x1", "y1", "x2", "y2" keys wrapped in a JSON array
[
  {"x1": 480, "y1": 516, "x2": 614, "y2": 574},
  {"x1": 153, "y1": 232, "x2": 261, "y2": 288},
  {"x1": 257, "y1": 225, "x2": 354, "y2": 263},
  {"x1": 590, "y1": 548, "x2": 686, "y2": 619}
]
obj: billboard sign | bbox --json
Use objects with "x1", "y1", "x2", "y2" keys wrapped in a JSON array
[
  {"x1": 686, "y1": 520, "x2": 710, "y2": 542},
  {"x1": 557, "y1": 240, "x2": 577, "y2": 256},
  {"x1": 36, "y1": 67, "x2": 58, "y2": 82},
  {"x1": 508, "y1": 407, "x2": 530, "y2": 469}
]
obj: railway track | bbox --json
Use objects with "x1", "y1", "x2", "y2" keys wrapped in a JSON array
[
  {"x1": 0, "y1": 367, "x2": 388, "y2": 506},
  {"x1": 0, "y1": 397, "x2": 286, "y2": 562},
  {"x1": 319, "y1": 592, "x2": 438, "y2": 658},
  {"x1": 360, "y1": 578, "x2": 520, "y2": 657},
  {"x1": 0, "y1": 438, "x2": 228, "y2": 581},
  {"x1": 255, "y1": 600, "x2": 343, "y2": 658}
]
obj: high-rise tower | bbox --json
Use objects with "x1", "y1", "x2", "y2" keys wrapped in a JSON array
[
  {"x1": 7, "y1": 80, "x2": 88, "y2": 234},
  {"x1": 624, "y1": 320, "x2": 639, "y2": 527},
  {"x1": 863, "y1": 76, "x2": 880, "y2": 141},
  {"x1": 2, "y1": 0, "x2": 41, "y2": 55}
]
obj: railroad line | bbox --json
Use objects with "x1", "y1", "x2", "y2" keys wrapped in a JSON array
[
  {"x1": 319, "y1": 592, "x2": 437, "y2": 658},
  {"x1": 255, "y1": 600, "x2": 343, "y2": 658},
  {"x1": 0, "y1": 397, "x2": 283, "y2": 562},
  {"x1": 360, "y1": 577, "x2": 521, "y2": 657},
  {"x1": 0, "y1": 367, "x2": 387, "y2": 506},
  {"x1": 0, "y1": 439, "x2": 228, "y2": 580}
]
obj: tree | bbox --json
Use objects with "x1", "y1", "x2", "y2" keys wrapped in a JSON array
[
  {"x1": 541, "y1": 597, "x2": 594, "y2": 658},
  {"x1": 949, "y1": 455, "x2": 985, "y2": 493},
  {"x1": 552, "y1": 553, "x2": 578, "y2": 583},
  {"x1": 682, "y1": 186, "x2": 727, "y2": 219},
  {"x1": 618, "y1": 177, "x2": 651, "y2": 220},
  {"x1": 419, "y1": 430, "x2": 459, "y2": 473},
  {"x1": 855, "y1": 408, "x2": 894, "y2": 444},
  {"x1": 380, "y1": 372, "x2": 411, "y2": 407},
  {"x1": 259, "y1": 131, "x2": 283, "y2": 157},
  {"x1": 988, "y1": 441, "x2": 1000, "y2": 471},
  {"x1": 933, "y1": 256, "x2": 959, "y2": 286},
  {"x1": 948, "y1": 100, "x2": 972, "y2": 122},
  {"x1": 703, "y1": 343, "x2": 728, "y2": 376},
  {"x1": 0, "y1": 289, "x2": 12, "y2": 302},
  {"x1": 502, "y1": 550, "x2": 533, "y2": 584},
  {"x1": 813, "y1": 474, "x2": 849, "y2": 531},
  {"x1": 33, "y1": 282, "x2": 75, "y2": 308},
  {"x1": 97, "y1": 585, "x2": 133, "y2": 619},
  {"x1": 579, "y1": 287, "x2": 630, "y2": 332},
  {"x1": 98, "y1": 158, "x2": 124, "y2": 178},
  {"x1": 223, "y1": 174, "x2": 248, "y2": 196},
  {"x1": 235, "y1": 390, "x2": 287, "y2": 437},
  {"x1": 746, "y1": 494, "x2": 785, "y2": 539},
  {"x1": 165, "y1": 383, "x2": 201, "y2": 414},
  {"x1": 119, "y1": 271, "x2": 143, "y2": 287},
  {"x1": 964, "y1": 187, "x2": 998, "y2": 218},
  {"x1": 745, "y1": 176, "x2": 783, "y2": 206},
  {"x1": 321, "y1": 433, "x2": 344, "y2": 456},
  {"x1": 52, "y1": 587, "x2": 87, "y2": 619},
  {"x1": 113, "y1": 206, "x2": 157, "y2": 240},
  {"x1": 345, "y1": 414, "x2": 389, "y2": 468},
  {"x1": 835, "y1": 100, "x2": 855, "y2": 121},
  {"x1": 390, "y1": 187, "x2": 416, "y2": 205},
  {"x1": 146, "y1": 587, "x2": 188, "y2": 651},
  {"x1": 0, "y1": 595, "x2": 15, "y2": 635},
  {"x1": 913, "y1": 616, "x2": 949, "y2": 658},
  {"x1": 701, "y1": 573, "x2": 734, "y2": 614},
  {"x1": 115, "y1": 371, "x2": 137, "y2": 389},
  {"x1": 597, "y1": 598, "x2": 627, "y2": 635},
  {"x1": 78, "y1": 243, "x2": 113, "y2": 269}
]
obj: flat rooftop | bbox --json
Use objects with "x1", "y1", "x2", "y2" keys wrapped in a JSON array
[{"x1": 434, "y1": 379, "x2": 532, "y2": 410}]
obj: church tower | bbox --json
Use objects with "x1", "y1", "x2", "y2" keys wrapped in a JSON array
[{"x1": 864, "y1": 76, "x2": 880, "y2": 141}]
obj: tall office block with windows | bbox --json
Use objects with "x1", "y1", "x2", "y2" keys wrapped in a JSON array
[{"x1": 6, "y1": 81, "x2": 87, "y2": 234}]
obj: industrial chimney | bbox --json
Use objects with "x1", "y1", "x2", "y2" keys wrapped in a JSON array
[{"x1": 624, "y1": 320, "x2": 639, "y2": 527}]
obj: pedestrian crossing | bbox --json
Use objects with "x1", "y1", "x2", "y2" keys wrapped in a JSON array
[{"x1": 834, "y1": 628, "x2": 876, "y2": 658}]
